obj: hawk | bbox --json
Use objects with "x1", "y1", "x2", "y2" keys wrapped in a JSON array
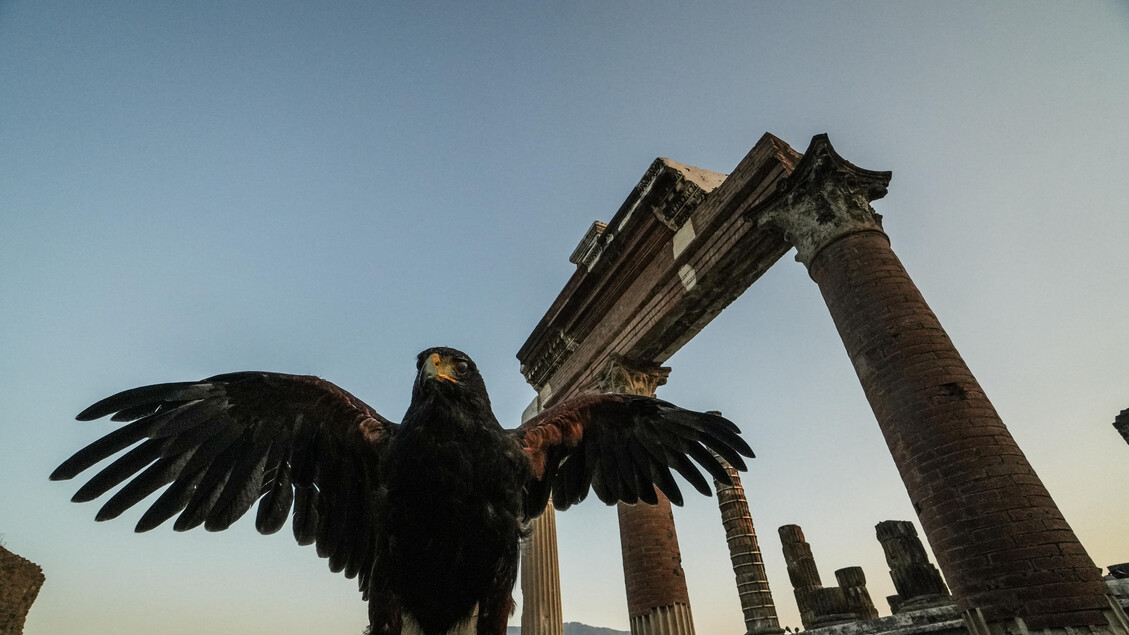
[{"x1": 52, "y1": 347, "x2": 754, "y2": 634}]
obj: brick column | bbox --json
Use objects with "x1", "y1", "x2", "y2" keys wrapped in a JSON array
[
  {"x1": 596, "y1": 356, "x2": 696, "y2": 635},
  {"x1": 521, "y1": 502, "x2": 564, "y2": 635},
  {"x1": 752, "y1": 135, "x2": 1121, "y2": 633},
  {"x1": 709, "y1": 442, "x2": 783, "y2": 635}
]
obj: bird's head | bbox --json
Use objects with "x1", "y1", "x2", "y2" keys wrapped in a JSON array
[{"x1": 412, "y1": 347, "x2": 490, "y2": 410}]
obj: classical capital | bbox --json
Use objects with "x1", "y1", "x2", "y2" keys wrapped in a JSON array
[
  {"x1": 748, "y1": 134, "x2": 892, "y2": 268},
  {"x1": 591, "y1": 355, "x2": 670, "y2": 397}
]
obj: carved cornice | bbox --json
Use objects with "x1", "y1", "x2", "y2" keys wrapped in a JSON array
[
  {"x1": 746, "y1": 134, "x2": 892, "y2": 268},
  {"x1": 568, "y1": 221, "x2": 608, "y2": 269},
  {"x1": 640, "y1": 159, "x2": 715, "y2": 231},
  {"x1": 590, "y1": 355, "x2": 671, "y2": 397},
  {"x1": 520, "y1": 328, "x2": 579, "y2": 391}
]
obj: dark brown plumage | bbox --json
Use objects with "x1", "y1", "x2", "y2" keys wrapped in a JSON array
[{"x1": 52, "y1": 347, "x2": 754, "y2": 635}]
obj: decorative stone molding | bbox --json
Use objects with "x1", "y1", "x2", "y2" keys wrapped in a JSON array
[
  {"x1": 638, "y1": 158, "x2": 717, "y2": 231},
  {"x1": 748, "y1": 134, "x2": 892, "y2": 268},
  {"x1": 569, "y1": 221, "x2": 609, "y2": 269},
  {"x1": 591, "y1": 355, "x2": 671, "y2": 397},
  {"x1": 521, "y1": 328, "x2": 580, "y2": 391}
]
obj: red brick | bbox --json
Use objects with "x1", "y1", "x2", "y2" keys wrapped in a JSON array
[{"x1": 808, "y1": 229, "x2": 1105, "y2": 628}]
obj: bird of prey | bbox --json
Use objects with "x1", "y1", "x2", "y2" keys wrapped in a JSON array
[{"x1": 52, "y1": 347, "x2": 754, "y2": 635}]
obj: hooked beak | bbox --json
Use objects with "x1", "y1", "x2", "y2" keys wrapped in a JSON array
[{"x1": 419, "y1": 352, "x2": 458, "y2": 388}]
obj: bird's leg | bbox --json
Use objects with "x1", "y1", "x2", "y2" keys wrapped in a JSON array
[
  {"x1": 474, "y1": 593, "x2": 515, "y2": 635},
  {"x1": 366, "y1": 588, "x2": 403, "y2": 635}
]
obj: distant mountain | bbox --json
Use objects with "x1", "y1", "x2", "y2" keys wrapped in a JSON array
[{"x1": 507, "y1": 623, "x2": 629, "y2": 635}]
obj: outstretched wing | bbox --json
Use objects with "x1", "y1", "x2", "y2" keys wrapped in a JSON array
[
  {"x1": 51, "y1": 371, "x2": 397, "y2": 590},
  {"x1": 512, "y1": 393, "x2": 753, "y2": 517}
]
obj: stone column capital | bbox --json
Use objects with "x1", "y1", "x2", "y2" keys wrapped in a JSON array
[
  {"x1": 748, "y1": 134, "x2": 892, "y2": 268},
  {"x1": 592, "y1": 355, "x2": 671, "y2": 397}
]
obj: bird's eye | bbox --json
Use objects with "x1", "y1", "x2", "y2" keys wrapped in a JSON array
[{"x1": 455, "y1": 360, "x2": 469, "y2": 375}]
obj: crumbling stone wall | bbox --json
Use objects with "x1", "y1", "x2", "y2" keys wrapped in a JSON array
[{"x1": 0, "y1": 545, "x2": 45, "y2": 635}]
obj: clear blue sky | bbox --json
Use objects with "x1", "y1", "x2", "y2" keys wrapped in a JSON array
[{"x1": 2, "y1": 2, "x2": 1128, "y2": 633}]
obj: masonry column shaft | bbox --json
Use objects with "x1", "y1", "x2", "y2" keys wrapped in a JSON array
[
  {"x1": 598, "y1": 356, "x2": 696, "y2": 635},
  {"x1": 753, "y1": 135, "x2": 1113, "y2": 632},
  {"x1": 711, "y1": 445, "x2": 783, "y2": 635},
  {"x1": 521, "y1": 502, "x2": 564, "y2": 635}
]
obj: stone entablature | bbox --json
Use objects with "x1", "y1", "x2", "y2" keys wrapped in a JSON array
[{"x1": 517, "y1": 134, "x2": 800, "y2": 404}]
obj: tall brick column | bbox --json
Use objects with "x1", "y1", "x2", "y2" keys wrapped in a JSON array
[
  {"x1": 596, "y1": 356, "x2": 696, "y2": 635},
  {"x1": 752, "y1": 135, "x2": 1122, "y2": 634}
]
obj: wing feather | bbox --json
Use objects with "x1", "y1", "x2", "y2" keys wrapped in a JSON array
[
  {"x1": 96, "y1": 450, "x2": 195, "y2": 522},
  {"x1": 71, "y1": 438, "x2": 168, "y2": 503},
  {"x1": 255, "y1": 461, "x2": 294, "y2": 535},
  {"x1": 55, "y1": 371, "x2": 398, "y2": 587},
  {"x1": 513, "y1": 393, "x2": 753, "y2": 515}
]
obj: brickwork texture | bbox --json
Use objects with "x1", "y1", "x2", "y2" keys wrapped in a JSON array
[
  {"x1": 807, "y1": 229, "x2": 1109, "y2": 630},
  {"x1": 0, "y1": 545, "x2": 44, "y2": 635},
  {"x1": 618, "y1": 494, "x2": 692, "y2": 619}
]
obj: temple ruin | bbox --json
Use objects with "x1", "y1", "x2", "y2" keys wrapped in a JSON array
[
  {"x1": 516, "y1": 133, "x2": 1129, "y2": 635},
  {"x1": 0, "y1": 544, "x2": 44, "y2": 635}
]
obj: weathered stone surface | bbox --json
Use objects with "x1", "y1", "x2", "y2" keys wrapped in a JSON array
[
  {"x1": 1114, "y1": 409, "x2": 1129, "y2": 445},
  {"x1": 0, "y1": 545, "x2": 45, "y2": 635},
  {"x1": 749, "y1": 133, "x2": 890, "y2": 268},
  {"x1": 779, "y1": 524, "x2": 823, "y2": 629},
  {"x1": 522, "y1": 502, "x2": 564, "y2": 635},
  {"x1": 875, "y1": 521, "x2": 951, "y2": 613},
  {"x1": 517, "y1": 133, "x2": 801, "y2": 635},
  {"x1": 710, "y1": 440, "x2": 782, "y2": 635},
  {"x1": 801, "y1": 604, "x2": 966, "y2": 635},
  {"x1": 837, "y1": 567, "x2": 879, "y2": 622},
  {"x1": 759, "y1": 134, "x2": 1111, "y2": 631},
  {"x1": 606, "y1": 357, "x2": 693, "y2": 634}
]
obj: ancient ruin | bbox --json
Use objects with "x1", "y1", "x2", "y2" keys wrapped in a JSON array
[
  {"x1": 779, "y1": 525, "x2": 878, "y2": 629},
  {"x1": 0, "y1": 544, "x2": 44, "y2": 635},
  {"x1": 516, "y1": 133, "x2": 1128, "y2": 635},
  {"x1": 709, "y1": 442, "x2": 783, "y2": 635}
]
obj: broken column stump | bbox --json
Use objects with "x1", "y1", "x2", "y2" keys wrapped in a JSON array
[
  {"x1": 875, "y1": 520, "x2": 951, "y2": 614},
  {"x1": 779, "y1": 524, "x2": 823, "y2": 628},
  {"x1": 1115, "y1": 408, "x2": 1129, "y2": 445},
  {"x1": 836, "y1": 566, "x2": 879, "y2": 622},
  {"x1": 0, "y1": 544, "x2": 45, "y2": 635},
  {"x1": 779, "y1": 525, "x2": 876, "y2": 629}
]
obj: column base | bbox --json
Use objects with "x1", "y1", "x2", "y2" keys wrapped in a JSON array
[
  {"x1": 630, "y1": 602, "x2": 696, "y2": 635},
  {"x1": 962, "y1": 596, "x2": 1129, "y2": 635}
]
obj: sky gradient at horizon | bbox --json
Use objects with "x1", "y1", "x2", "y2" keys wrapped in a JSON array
[{"x1": 2, "y1": 2, "x2": 1128, "y2": 633}]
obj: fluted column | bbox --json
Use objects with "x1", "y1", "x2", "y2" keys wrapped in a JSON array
[
  {"x1": 752, "y1": 134, "x2": 1119, "y2": 633},
  {"x1": 521, "y1": 502, "x2": 564, "y2": 635},
  {"x1": 710, "y1": 442, "x2": 783, "y2": 635},
  {"x1": 596, "y1": 356, "x2": 696, "y2": 635}
]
